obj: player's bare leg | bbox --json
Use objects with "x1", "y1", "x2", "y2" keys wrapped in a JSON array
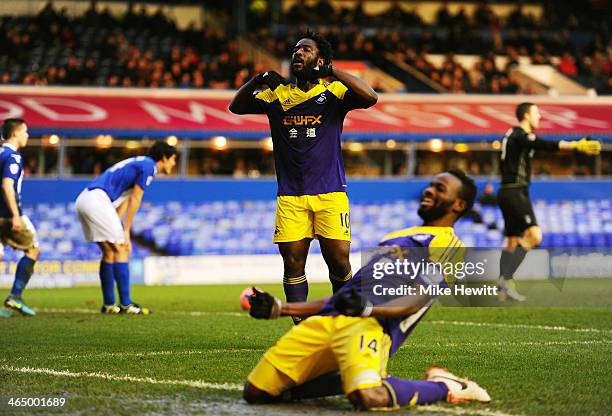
[
  {"x1": 347, "y1": 386, "x2": 390, "y2": 410},
  {"x1": 499, "y1": 226, "x2": 541, "y2": 301},
  {"x1": 319, "y1": 236, "x2": 352, "y2": 293},
  {"x1": 278, "y1": 239, "x2": 311, "y2": 323},
  {"x1": 243, "y1": 381, "x2": 282, "y2": 404},
  {"x1": 518, "y1": 225, "x2": 542, "y2": 249}
]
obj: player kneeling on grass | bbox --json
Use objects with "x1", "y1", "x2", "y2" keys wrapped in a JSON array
[
  {"x1": 75, "y1": 141, "x2": 176, "y2": 315},
  {"x1": 0, "y1": 118, "x2": 39, "y2": 317},
  {"x1": 242, "y1": 170, "x2": 491, "y2": 410}
]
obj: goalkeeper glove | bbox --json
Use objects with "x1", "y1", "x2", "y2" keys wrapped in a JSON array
[
  {"x1": 304, "y1": 65, "x2": 333, "y2": 82},
  {"x1": 254, "y1": 71, "x2": 287, "y2": 90},
  {"x1": 571, "y1": 137, "x2": 601, "y2": 156},
  {"x1": 248, "y1": 287, "x2": 282, "y2": 319},
  {"x1": 333, "y1": 288, "x2": 373, "y2": 317}
]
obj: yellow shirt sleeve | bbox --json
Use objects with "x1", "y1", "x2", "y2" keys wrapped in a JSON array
[
  {"x1": 255, "y1": 88, "x2": 278, "y2": 103},
  {"x1": 429, "y1": 232, "x2": 465, "y2": 284}
]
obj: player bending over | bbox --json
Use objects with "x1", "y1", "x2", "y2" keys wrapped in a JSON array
[
  {"x1": 497, "y1": 103, "x2": 601, "y2": 301},
  {"x1": 229, "y1": 31, "x2": 378, "y2": 322},
  {"x1": 243, "y1": 170, "x2": 491, "y2": 410},
  {"x1": 0, "y1": 118, "x2": 39, "y2": 317},
  {"x1": 75, "y1": 141, "x2": 176, "y2": 314}
]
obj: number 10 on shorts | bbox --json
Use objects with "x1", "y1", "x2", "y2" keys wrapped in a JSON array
[{"x1": 340, "y1": 212, "x2": 350, "y2": 230}]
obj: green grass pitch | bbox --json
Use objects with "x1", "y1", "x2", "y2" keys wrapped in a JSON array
[{"x1": 0, "y1": 281, "x2": 610, "y2": 415}]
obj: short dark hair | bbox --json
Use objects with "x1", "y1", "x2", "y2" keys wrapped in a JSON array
[
  {"x1": 447, "y1": 169, "x2": 477, "y2": 216},
  {"x1": 515, "y1": 102, "x2": 534, "y2": 122},
  {"x1": 2, "y1": 118, "x2": 26, "y2": 140},
  {"x1": 148, "y1": 140, "x2": 177, "y2": 162},
  {"x1": 298, "y1": 30, "x2": 333, "y2": 65}
]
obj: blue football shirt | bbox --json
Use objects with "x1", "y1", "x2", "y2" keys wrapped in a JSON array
[
  {"x1": 0, "y1": 143, "x2": 24, "y2": 218},
  {"x1": 87, "y1": 156, "x2": 157, "y2": 206}
]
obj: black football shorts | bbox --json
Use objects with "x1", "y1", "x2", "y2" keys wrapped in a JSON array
[{"x1": 497, "y1": 186, "x2": 537, "y2": 237}]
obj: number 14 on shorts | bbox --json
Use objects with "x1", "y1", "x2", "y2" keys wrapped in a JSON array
[{"x1": 359, "y1": 334, "x2": 378, "y2": 354}]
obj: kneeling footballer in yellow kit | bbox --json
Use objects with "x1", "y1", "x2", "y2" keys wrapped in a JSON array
[{"x1": 243, "y1": 171, "x2": 492, "y2": 410}]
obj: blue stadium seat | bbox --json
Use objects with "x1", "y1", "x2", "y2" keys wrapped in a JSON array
[{"x1": 12, "y1": 199, "x2": 612, "y2": 261}]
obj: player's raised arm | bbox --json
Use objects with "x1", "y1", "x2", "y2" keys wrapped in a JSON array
[
  {"x1": 558, "y1": 137, "x2": 601, "y2": 155},
  {"x1": 513, "y1": 131, "x2": 601, "y2": 155},
  {"x1": 510, "y1": 103, "x2": 601, "y2": 154},
  {"x1": 228, "y1": 77, "x2": 259, "y2": 115},
  {"x1": 327, "y1": 66, "x2": 378, "y2": 108},
  {"x1": 229, "y1": 71, "x2": 286, "y2": 115}
]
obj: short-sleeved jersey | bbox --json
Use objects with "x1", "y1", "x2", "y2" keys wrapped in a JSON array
[
  {"x1": 87, "y1": 156, "x2": 156, "y2": 207},
  {"x1": 0, "y1": 143, "x2": 24, "y2": 217},
  {"x1": 500, "y1": 127, "x2": 559, "y2": 187},
  {"x1": 319, "y1": 226, "x2": 464, "y2": 356},
  {"x1": 244, "y1": 80, "x2": 363, "y2": 196}
]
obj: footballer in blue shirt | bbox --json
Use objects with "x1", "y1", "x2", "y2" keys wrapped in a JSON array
[
  {"x1": 76, "y1": 141, "x2": 176, "y2": 314},
  {"x1": 0, "y1": 118, "x2": 40, "y2": 317}
]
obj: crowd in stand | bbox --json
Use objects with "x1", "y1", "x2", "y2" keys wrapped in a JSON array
[
  {"x1": 0, "y1": 1, "x2": 610, "y2": 94},
  {"x1": 251, "y1": 0, "x2": 611, "y2": 94},
  {"x1": 0, "y1": 2, "x2": 260, "y2": 89}
]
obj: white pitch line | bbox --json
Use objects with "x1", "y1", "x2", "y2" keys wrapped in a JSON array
[
  {"x1": 1, "y1": 365, "x2": 521, "y2": 416},
  {"x1": 400, "y1": 339, "x2": 612, "y2": 351},
  {"x1": 39, "y1": 308, "x2": 246, "y2": 317},
  {"x1": 427, "y1": 320, "x2": 612, "y2": 334},
  {"x1": 41, "y1": 348, "x2": 264, "y2": 361},
  {"x1": 36, "y1": 308, "x2": 612, "y2": 334},
  {"x1": 0, "y1": 365, "x2": 242, "y2": 391},
  {"x1": 421, "y1": 404, "x2": 520, "y2": 416}
]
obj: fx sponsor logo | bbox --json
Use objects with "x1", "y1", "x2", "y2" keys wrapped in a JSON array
[{"x1": 283, "y1": 115, "x2": 322, "y2": 126}]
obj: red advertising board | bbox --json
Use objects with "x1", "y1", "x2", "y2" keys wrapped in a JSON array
[{"x1": 0, "y1": 87, "x2": 610, "y2": 140}]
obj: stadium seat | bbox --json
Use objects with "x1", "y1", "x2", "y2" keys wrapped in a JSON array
[{"x1": 6, "y1": 199, "x2": 609, "y2": 262}]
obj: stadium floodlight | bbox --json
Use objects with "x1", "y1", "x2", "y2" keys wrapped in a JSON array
[
  {"x1": 212, "y1": 136, "x2": 228, "y2": 150},
  {"x1": 454, "y1": 143, "x2": 469, "y2": 153},
  {"x1": 262, "y1": 137, "x2": 274, "y2": 151},
  {"x1": 347, "y1": 142, "x2": 364, "y2": 152},
  {"x1": 126, "y1": 140, "x2": 139, "y2": 149},
  {"x1": 429, "y1": 138, "x2": 444, "y2": 152},
  {"x1": 385, "y1": 139, "x2": 397, "y2": 149},
  {"x1": 96, "y1": 134, "x2": 113, "y2": 148},
  {"x1": 166, "y1": 135, "x2": 178, "y2": 146}
]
